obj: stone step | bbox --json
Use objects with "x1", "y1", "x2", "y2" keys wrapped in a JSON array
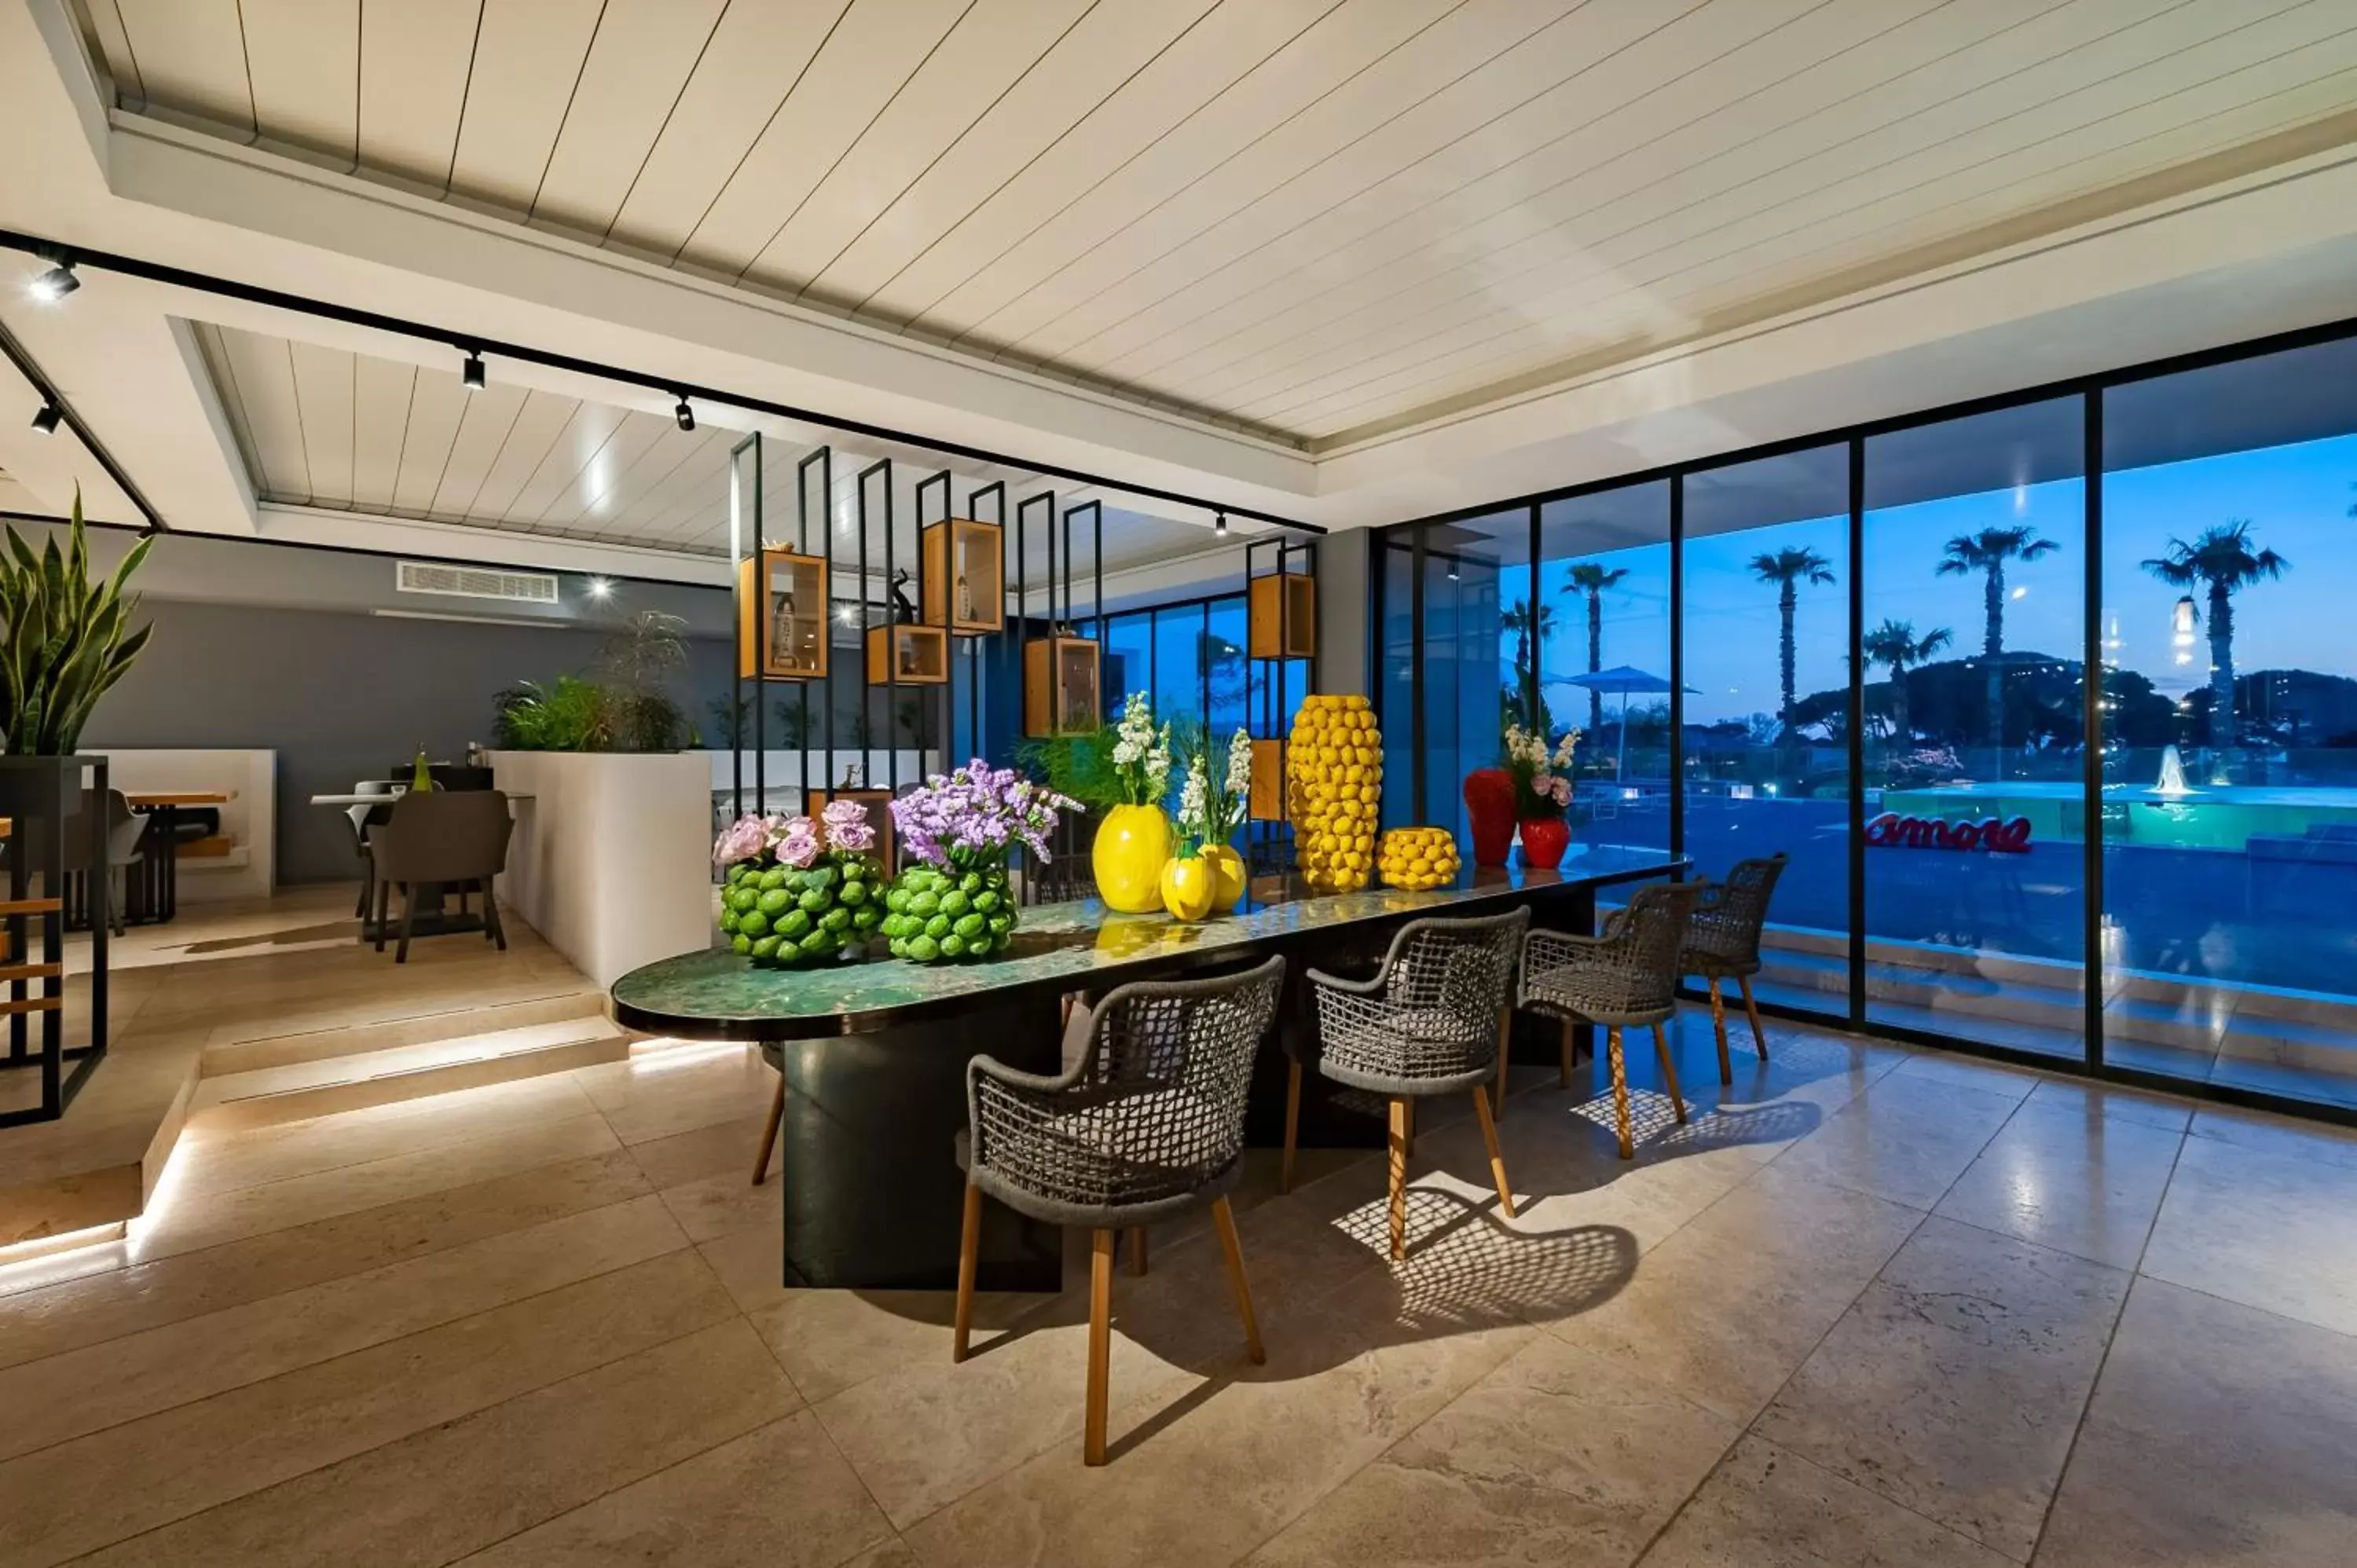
[
  {"x1": 199, "y1": 986, "x2": 609, "y2": 1077},
  {"x1": 189, "y1": 1015, "x2": 631, "y2": 1130}
]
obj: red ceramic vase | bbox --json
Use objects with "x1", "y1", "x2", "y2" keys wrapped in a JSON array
[
  {"x1": 1462, "y1": 768, "x2": 1516, "y2": 866},
  {"x1": 1518, "y1": 815, "x2": 1571, "y2": 871}
]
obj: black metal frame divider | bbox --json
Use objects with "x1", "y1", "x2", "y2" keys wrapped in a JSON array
[
  {"x1": 0, "y1": 757, "x2": 111, "y2": 1127},
  {"x1": 1366, "y1": 306, "x2": 2357, "y2": 1130},
  {"x1": 1242, "y1": 534, "x2": 1319, "y2": 877}
]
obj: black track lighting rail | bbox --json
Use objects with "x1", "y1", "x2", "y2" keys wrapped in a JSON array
[
  {"x1": 0, "y1": 230, "x2": 1323, "y2": 537},
  {"x1": 0, "y1": 314, "x2": 166, "y2": 532}
]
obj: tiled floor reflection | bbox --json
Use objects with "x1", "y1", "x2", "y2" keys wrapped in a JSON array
[{"x1": 4, "y1": 999, "x2": 2355, "y2": 1564}]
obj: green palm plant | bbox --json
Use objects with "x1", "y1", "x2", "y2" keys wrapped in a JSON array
[
  {"x1": 1935, "y1": 525, "x2": 2058, "y2": 756},
  {"x1": 2141, "y1": 520, "x2": 2289, "y2": 750},
  {"x1": 1565, "y1": 562, "x2": 1629, "y2": 731},
  {"x1": 0, "y1": 491, "x2": 154, "y2": 755},
  {"x1": 1747, "y1": 547, "x2": 1835, "y2": 741},
  {"x1": 1501, "y1": 597, "x2": 1556, "y2": 729},
  {"x1": 1861, "y1": 618, "x2": 1952, "y2": 745}
]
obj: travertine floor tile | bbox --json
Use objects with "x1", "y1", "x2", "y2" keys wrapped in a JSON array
[
  {"x1": 1765, "y1": 1074, "x2": 2019, "y2": 1211},
  {"x1": 1882, "y1": 1051, "x2": 2044, "y2": 1103},
  {"x1": 2140, "y1": 1127, "x2": 2357, "y2": 1335},
  {"x1": 623, "y1": 1111, "x2": 778, "y2": 1190},
  {"x1": 1752, "y1": 1217, "x2": 2128, "y2": 1559},
  {"x1": 749, "y1": 1286, "x2": 1057, "y2": 1405},
  {"x1": 1639, "y1": 1435, "x2": 2012, "y2": 1567},
  {"x1": 657, "y1": 1164, "x2": 786, "y2": 1245},
  {"x1": 70, "y1": 1319, "x2": 796, "y2": 1567},
  {"x1": 1932, "y1": 1103, "x2": 2182, "y2": 1269},
  {"x1": 457, "y1": 1410, "x2": 890, "y2": 1568},
  {"x1": 2185, "y1": 1102, "x2": 2357, "y2": 1169},
  {"x1": 2019, "y1": 1076, "x2": 2193, "y2": 1133},
  {"x1": 2036, "y1": 1277, "x2": 2357, "y2": 1567}
]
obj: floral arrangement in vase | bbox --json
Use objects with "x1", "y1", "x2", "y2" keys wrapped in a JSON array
[
  {"x1": 1501, "y1": 722, "x2": 1580, "y2": 871},
  {"x1": 713, "y1": 800, "x2": 885, "y2": 968},
  {"x1": 882, "y1": 760, "x2": 1077, "y2": 963},
  {"x1": 1092, "y1": 692, "x2": 1174, "y2": 914},
  {"x1": 1170, "y1": 724, "x2": 1252, "y2": 916}
]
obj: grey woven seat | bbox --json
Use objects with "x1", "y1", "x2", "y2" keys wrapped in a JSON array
[
  {"x1": 1682, "y1": 854, "x2": 1787, "y2": 1083},
  {"x1": 953, "y1": 956, "x2": 1284, "y2": 1466},
  {"x1": 1519, "y1": 881, "x2": 1701, "y2": 1160},
  {"x1": 1290, "y1": 908, "x2": 1527, "y2": 1260}
]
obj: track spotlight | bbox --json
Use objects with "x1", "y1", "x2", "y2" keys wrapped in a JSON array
[
  {"x1": 31, "y1": 401, "x2": 62, "y2": 435},
  {"x1": 461, "y1": 351, "x2": 485, "y2": 390},
  {"x1": 1214, "y1": 510, "x2": 1228, "y2": 537},
  {"x1": 27, "y1": 262, "x2": 79, "y2": 303},
  {"x1": 673, "y1": 396, "x2": 695, "y2": 432},
  {"x1": 585, "y1": 577, "x2": 613, "y2": 600}
]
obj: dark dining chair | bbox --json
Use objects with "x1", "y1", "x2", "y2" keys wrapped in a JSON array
[
  {"x1": 368, "y1": 789, "x2": 512, "y2": 962},
  {"x1": 1682, "y1": 853, "x2": 1787, "y2": 1083},
  {"x1": 1519, "y1": 881, "x2": 1701, "y2": 1160},
  {"x1": 953, "y1": 956, "x2": 1285, "y2": 1466},
  {"x1": 25, "y1": 789, "x2": 147, "y2": 934},
  {"x1": 346, "y1": 779, "x2": 398, "y2": 921}
]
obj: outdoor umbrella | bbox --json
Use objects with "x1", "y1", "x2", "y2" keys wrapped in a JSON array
[{"x1": 1543, "y1": 665, "x2": 1698, "y2": 779}]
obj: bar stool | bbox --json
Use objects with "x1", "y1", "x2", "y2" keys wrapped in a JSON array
[
  {"x1": 1519, "y1": 882, "x2": 1701, "y2": 1160},
  {"x1": 1291, "y1": 908, "x2": 1527, "y2": 1262},
  {"x1": 953, "y1": 956, "x2": 1285, "y2": 1467},
  {"x1": 1682, "y1": 853, "x2": 1787, "y2": 1083}
]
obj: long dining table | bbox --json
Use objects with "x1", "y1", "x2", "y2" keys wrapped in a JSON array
[{"x1": 610, "y1": 845, "x2": 1684, "y2": 1292}]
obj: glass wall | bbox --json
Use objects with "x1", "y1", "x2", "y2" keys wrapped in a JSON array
[
  {"x1": 2102, "y1": 335, "x2": 2357, "y2": 1108},
  {"x1": 1540, "y1": 482, "x2": 1670, "y2": 855},
  {"x1": 1862, "y1": 400, "x2": 2084, "y2": 1053}
]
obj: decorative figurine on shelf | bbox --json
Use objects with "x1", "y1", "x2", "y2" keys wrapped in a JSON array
[
  {"x1": 889, "y1": 569, "x2": 918, "y2": 625},
  {"x1": 772, "y1": 589, "x2": 795, "y2": 664},
  {"x1": 1173, "y1": 722, "x2": 1251, "y2": 915},
  {"x1": 955, "y1": 568, "x2": 975, "y2": 625},
  {"x1": 1286, "y1": 694, "x2": 1381, "y2": 893},
  {"x1": 1502, "y1": 721, "x2": 1580, "y2": 871},
  {"x1": 1092, "y1": 692, "x2": 1174, "y2": 914},
  {"x1": 713, "y1": 803, "x2": 886, "y2": 969},
  {"x1": 840, "y1": 761, "x2": 863, "y2": 789},
  {"x1": 881, "y1": 760, "x2": 1077, "y2": 963}
]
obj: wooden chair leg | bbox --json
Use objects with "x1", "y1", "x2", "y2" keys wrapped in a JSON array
[
  {"x1": 1280, "y1": 1057, "x2": 1301, "y2": 1195},
  {"x1": 1494, "y1": 1007, "x2": 1512, "y2": 1114},
  {"x1": 1208, "y1": 1196, "x2": 1264, "y2": 1365},
  {"x1": 1708, "y1": 978, "x2": 1732, "y2": 1085},
  {"x1": 1386, "y1": 1096, "x2": 1409, "y2": 1261},
  {"x1": 951, "y1": 1181, "x2": 982, "y2": 1363},
  {"x1": 751, "y1": 1075, "x2": 785, "y2": 1186},
  {"x1": 1127, "y1": 1225, "x2": 1149, "y2": 1277},
  {"x1": 1084, "y1": 1229, "x2": 1114, "y2": 1465},
  {"x1": 1606, "y1": 1028, "x2": 1634, "y2": 1160},
  {"x1": 1402, "y1": 1096, "x2": 1415, "y2": 1160},
  {"x1": 1652, "y1": 1022, "x2": 1688, "y2": 1124},
  {"x1": 1471, "y1": 1087, "x2": 1516, "y2": 1220},
  {"x1": 1738, "y1": 975, "x2": 1769, "y2": 1060}
]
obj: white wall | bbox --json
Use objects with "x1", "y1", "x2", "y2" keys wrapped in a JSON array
[{"x1": 96, "y1": 748, "x2": 275, "y2": 901}]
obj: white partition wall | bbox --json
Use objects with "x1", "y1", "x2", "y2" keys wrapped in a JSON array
[
  {"x1": 488, "y1": 751, "x2": 712, "y2": 988},
  {"x1": 95, "y1": 749, "x2": 277, "y2": 901}
]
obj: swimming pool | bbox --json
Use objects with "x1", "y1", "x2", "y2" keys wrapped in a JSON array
[{"x1": 1878, "y1": 780, "x2": 2357, "y2": 852}]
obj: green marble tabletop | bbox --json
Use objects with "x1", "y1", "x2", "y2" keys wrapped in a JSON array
[{"x1": 610, "y1": 844, "x2": 1681, "y2": 1040}]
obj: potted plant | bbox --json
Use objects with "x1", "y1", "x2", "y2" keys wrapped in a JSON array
[
  {"x1": 881, "y1": 760, "x2": 1077, "y2": 963},
  {"x1": 1172, "y1": 722, "x2": 1251, "y2": 915},
  {"x1": 714, "y1": 800, "x2": 885, "y2": 968},
  {"x1": 0, "y1": 492, "x2": 154, "y2": 755},
  {"x1": 1503, "y1": 721, "x2": 1579, "y2": 870},
  {"x1": 1091, "y1": 691, "x2": 1172, "y2": 914}
]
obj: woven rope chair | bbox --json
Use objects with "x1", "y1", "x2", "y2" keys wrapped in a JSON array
[
  {"x1": 1684, "y1": 853, "x2": 1787, "y2": 1083},
  {"x1": 1291, "y1": 907, "x2": 1527, "y2": 1261},
  {"x1": 1519, "y1": 881, "x2": 1701, "y2": 1160},
  {"x1": 954, "y1": 956, "x2": 1284, "y2": 1466}
]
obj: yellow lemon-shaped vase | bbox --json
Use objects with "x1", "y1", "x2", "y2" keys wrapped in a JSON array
[
  {"x1": 1092, "y1": 804, "x2": 1171, "y2": 914},
  {"x1": 1204, "y1": 842, "x2": 1247, "y2": 914},
  {"x1": 1159, "y1": 853, "x2": 1216, "y2": 922}
]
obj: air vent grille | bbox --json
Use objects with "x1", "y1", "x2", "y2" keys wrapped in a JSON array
[{"x1": 396, "y1": 560, "x2": 560, "y2": 604}]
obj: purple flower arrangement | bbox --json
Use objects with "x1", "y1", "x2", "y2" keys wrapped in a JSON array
[{"x1": 889, "y1": 760, "x2": 1076, "y2": 870}]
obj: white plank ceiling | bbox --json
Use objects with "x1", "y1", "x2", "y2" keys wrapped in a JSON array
[
  {"x1": 189, "y1": 323, "x2": 1217, "y2": 577},
  {"x1": 89, "y1": 0, "x2": 2357, "y2": 447}
]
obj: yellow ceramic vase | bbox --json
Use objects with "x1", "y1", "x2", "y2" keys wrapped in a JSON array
[
  {"x1": 1204, "y1": 842, "x2": 1246, "y2": 914},
  {"x1": 1092, "y1": 804, "x2": 1171, "y2": 914},
  {"x1": 1159, "y1": 853, "x2": 1216, "y2": 922}
]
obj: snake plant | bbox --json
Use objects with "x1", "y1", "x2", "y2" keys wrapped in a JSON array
[{"x1": 0, "y1": 490, "x2": 153, "y2": 755}]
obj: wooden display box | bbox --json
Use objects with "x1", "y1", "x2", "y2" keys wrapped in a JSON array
[
  {"x1": 1248, "y1": 738, "x2": 1285, "y2": 822},
  {"x1": 865, "y1": 623, "x2": 948, "y2": 685},
  {"x1": 1024, "y1": 637, "x2": 1101, "y2": 737},
  {"x1": 806, "y1": 787, "x2": 896, "y2": 874},
  {"x1": 1248, "y1": 572, "x2": 1316, "y2": 659},
  {"x1": 921, "y1": 518, "x2": 1003, "y2": 634},
  {"x1": 736, "y1": 549, "x2": 829, "y2": 680}
]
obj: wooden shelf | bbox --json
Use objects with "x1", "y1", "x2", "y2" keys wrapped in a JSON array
[
  {"x1": 866, "y1": 624, "x2": 949, "y2": 685},
  {"x1": 1249, "y1": 573, "x2": 1316, "y2": 660},
  {"x1": 1248, "y1": 738, "x2": 1286, "y2": 822},
  {"x1": 922, "y1": 518, "x2": 1004, "y2": 635},
  {"x1": 736, "y1": 549, "x2": 830, "y2": 680},
  {"x1": 1024, "y1": 636, "x2": 1101, "y2": 738}
]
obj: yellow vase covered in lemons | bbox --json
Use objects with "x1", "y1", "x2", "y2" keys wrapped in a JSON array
[
  {"x1": 1159, "y1": 852, "x2": 1215, "y2": 921},
  {"x1": 1203, "y1": 841, "x2": 1246, "y2": 913},
  {"x1": 1092, "y1": 804, "x2": 1171, "y2": 914}
]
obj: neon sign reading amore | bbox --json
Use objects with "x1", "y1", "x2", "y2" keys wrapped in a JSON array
[{"x1": 1864, "y1": 813, "x2": 2033, "y2": 854}]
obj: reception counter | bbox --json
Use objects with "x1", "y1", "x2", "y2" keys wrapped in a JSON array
[{"x1": 612, "y1": 846, "x2": 1682, "y2": 1289}]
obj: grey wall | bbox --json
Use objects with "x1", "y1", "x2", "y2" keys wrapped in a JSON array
[{"x1": 1318, "y1": 528, "x2": 1371, "y2": 696}]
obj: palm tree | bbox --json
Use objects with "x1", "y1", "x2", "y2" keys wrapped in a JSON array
[
  {"x1": 1935, "y1": 525, "x2": 2058, "y2": 757},
  {"x1": 2141, "y1": 520, "x2": 2289, "y2": 750},
  {"x1": 1747, "y1": 547, "x2": 1836, "y2": 741},
  {"x1": 1501, "y1": 597, "x2": 1556, "y2": 710},
  {"x1": 1564, "y1": 562, "x2": 1629, "y2": 731},
  {"x1": 1861, "y1": 618, "x2": 1952, "y2": 745}
]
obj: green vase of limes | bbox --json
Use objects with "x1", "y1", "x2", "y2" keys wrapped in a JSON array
[
  {"x1": 881, "y1": 855, "x2": 1014, "y2": 963},
  {"x1": 713, "y1": 802, "x2": 885, "y2": 969}
]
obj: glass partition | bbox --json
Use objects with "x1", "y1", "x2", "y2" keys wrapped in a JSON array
[
  {"x1": 1423, "y1": 511, "x2": 1530, "y2": 848},
  {"x1": 1540, "y1": 482, "x2": 1670, "y2": 855}
]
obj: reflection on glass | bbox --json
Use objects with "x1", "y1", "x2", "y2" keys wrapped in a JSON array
[
  {"x1": 1424, "y1": 513, "x2": 1529, "y2": 850},
  {"x1": 1540, "y1": 482, "x2": 1670, "y2": 854},
  {"x1": 2102, "y1": 337, "x2": 2357, "y2": 1108},
  {"x1": 1682, "y1": 447, "x2": 1850, "y2": 1018},
  {"x1": 1102, "y1": 613, "x2": 1151, "y2": 724},
  {"x1": 1863, "y1": 399, "x2": 2084, "y2": 1054}
]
